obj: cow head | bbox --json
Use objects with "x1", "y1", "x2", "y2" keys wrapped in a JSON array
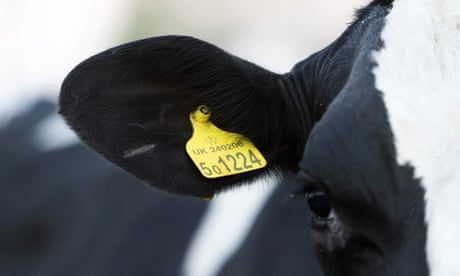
[{"x1": 60, "y1": 0, "x2": 460, "y2": 274}]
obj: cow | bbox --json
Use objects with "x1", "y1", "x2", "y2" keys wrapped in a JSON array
[
  {"x1": 0, "y1": 102, "x2": 319, "y2": 275},
  {"x1": 59, "y1": 0, "x2": 460, "y2": 274},
  {"x1": 0, "y1": 102, "x2": 208, "y2": 275}
]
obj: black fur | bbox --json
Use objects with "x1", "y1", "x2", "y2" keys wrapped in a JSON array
[
  {"x1": 59, "y1": 2, "x2": 392, "y2": 198},
  {"x1": 60, "y1": 36, "x2": 307, "y2": 197},
  {"x1": 59, "y1": 1, "x2": 431, "y2": 275},
  {"x1": 298, "y1": 3, "x2": 428, "y2": 275}
]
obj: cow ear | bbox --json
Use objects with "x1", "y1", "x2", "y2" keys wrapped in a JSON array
[{"x1": 59, "y1": 35, "x2": 303, "y2": 198}]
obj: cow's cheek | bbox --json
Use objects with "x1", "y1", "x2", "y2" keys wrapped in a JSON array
[{"x1": 309, "y1": 217, "x2": 349, "y2": 256}]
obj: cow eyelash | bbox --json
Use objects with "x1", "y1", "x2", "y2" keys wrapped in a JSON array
[{"x1": 290, "y1": 171, "x2": 324, "y2": 197}]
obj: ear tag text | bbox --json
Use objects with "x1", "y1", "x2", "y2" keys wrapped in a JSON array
[{"x1": 186, "y1": 106, "x2": 267, "y2": 179}]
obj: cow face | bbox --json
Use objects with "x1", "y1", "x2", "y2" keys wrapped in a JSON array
[
  {"x1": 59, "y1": 0, "x2": 460, "y2": 274},
  {"x1": 297, "y1": 42, "x2": 428, "y2": 274},
  {"x1": 289, "y1": 2, "x2": 427, "y2": 274},
  {"x1": 297, "y1": 0, "x2": 460, "y2": 274}
]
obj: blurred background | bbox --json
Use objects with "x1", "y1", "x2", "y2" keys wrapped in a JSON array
[{"x1": 0, "y1": 0, "x2": 367, "y2": 275}]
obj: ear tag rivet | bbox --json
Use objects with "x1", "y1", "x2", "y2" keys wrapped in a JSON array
[{"x1": 185, "y1": 105, "x2": 267, "y2": 179}]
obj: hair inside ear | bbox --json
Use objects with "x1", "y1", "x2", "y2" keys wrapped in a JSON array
[{"x1": 60, "y1": 35, "x2": 301, "y2": 197}]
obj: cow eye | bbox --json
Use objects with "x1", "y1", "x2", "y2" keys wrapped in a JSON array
[{"x1": 307, "y1": 191, "x2": 332, "y2": 219}]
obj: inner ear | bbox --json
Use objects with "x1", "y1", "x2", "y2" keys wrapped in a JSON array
[{"x1": 59, "y1": 35, "x2": 302, "y2": 197}]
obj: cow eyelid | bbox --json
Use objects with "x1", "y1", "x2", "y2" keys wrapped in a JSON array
[
  {"x1": 297, "y1": 171, "x2": 324, "y2": 193},
  {"x1": 290, "y1": 171, "x2": 324, "y2": 198}
]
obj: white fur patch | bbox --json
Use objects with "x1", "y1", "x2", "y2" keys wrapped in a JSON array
[
  {"x1": 182, "y1": 174, "x2": 279, "y2": 276},
  {"x1": 374, "y1": 1, "x2": 460, "y2": 274}
]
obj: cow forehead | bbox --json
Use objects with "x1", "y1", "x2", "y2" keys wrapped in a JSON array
[
  {"x1": 300, "y1": 4, "x2": 394, "y2": 186},
  {"x1": 375, "y1": 0, "x2": 460, "y2": 274}
]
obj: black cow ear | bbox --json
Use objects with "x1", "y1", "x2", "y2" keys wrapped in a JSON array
[{"x1": 59, "y1": 35, "x2": 302, "y2": 197}]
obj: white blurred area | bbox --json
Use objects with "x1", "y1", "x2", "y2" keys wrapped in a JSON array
[
  {"x1": 0, "y1": 0, "x2": 368, "y2": 124},
  {"x1": 0, "y1": 0, "x2": 129, "y2": 124}
]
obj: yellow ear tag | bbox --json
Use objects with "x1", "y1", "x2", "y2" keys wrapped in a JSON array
[{"x1": 185, "y1": 105, "x2": 267, "y2": 179}]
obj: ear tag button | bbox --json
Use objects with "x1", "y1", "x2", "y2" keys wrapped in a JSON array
[{"x1": 186, "y1": 105, "x2": 267, "y2": 179}]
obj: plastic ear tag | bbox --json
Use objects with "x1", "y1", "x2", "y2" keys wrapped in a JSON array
[{"x1": 186, "y1": 105, "x2": 267, "y2": 179}]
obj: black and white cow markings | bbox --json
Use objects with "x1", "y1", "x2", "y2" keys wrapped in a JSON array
[{"x1": 60, "y1": 0, "x2": 460, "y2": 274}]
